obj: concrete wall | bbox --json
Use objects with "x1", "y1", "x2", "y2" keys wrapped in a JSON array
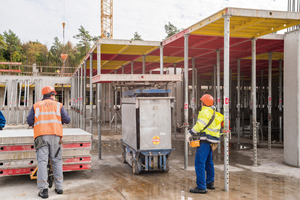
[{"x1": 284, "y1": 29, "x2": 300, "y2": 167}]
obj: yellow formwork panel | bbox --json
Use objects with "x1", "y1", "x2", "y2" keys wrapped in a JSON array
[
  {"x1": 86, "y1": 60, "x2": 106, "y2": 69},
  {"x1": 101, "y1": 44, "x2": 128, "y2": 54},
  {"x1": 189, "y1": 8, "x2": 300, "y2": 38},
  {"x1": 135, "y1": 56, "x2": 185, "y2": 64},
  {"x1": 243, "y1": 52, "x2": 283, "y2": 60},
  {"x1": 120, "y1": 45, "x2": 158, "y2": 55}
]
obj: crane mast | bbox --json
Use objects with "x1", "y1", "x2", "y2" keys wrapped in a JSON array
[{"x1": 101, "y1": 0, "x2": 113, "y2": 39}]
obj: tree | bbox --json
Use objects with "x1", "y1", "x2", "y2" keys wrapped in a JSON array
[
  {"x1": 0, "y1": 34, "x2": 7, "y2": 61},
  {"x1": 131, "y1": 31, "x2": 143, "y2": 41},
  {"x1": 73, "y1": 25, "x2": 99, "y2": 56},
  {"x1": 164, "y1": 22, "x2": 183, "y2": 39},
  {"x1": 3, "y1": 30, "x2": 21, "y2": 65},
  {"x1": 22, "y1": 41, "x2": 48, "y2": 65}
]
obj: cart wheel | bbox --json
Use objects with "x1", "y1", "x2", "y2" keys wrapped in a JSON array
[
  {"x1": 122, "y1": 151, "x2": 126, "y2": 163},
  {"x1": 162, "y1": 158, "x2": 169, "y2": 173},
  {"x1": 132, "y1": 160, "x2": 140, "y2": 175}
]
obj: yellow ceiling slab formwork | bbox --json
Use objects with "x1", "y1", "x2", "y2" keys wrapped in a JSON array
[
  {"x1": 188, "y1": 7, "x2": 300, "y2": 38},
  {"x1": 243, "y1": 52, "x2": 284, "y2": 60}
]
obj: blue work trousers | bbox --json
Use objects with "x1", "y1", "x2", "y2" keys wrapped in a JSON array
[{"x1": 195, "y1": 142, "x2": 214, "y2": 189}]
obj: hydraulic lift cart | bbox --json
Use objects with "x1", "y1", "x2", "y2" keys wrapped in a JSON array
[{"x1": 121, "y1": 89, "x2": 174, "y2": 174}]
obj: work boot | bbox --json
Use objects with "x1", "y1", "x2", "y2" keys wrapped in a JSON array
[
  {"x1": 55, "y1": 188, "x2": 63, "y2": 194},
  {"x1": 38, "y1": 188, "x2": 49, "y2": 199},
  {"x1": 207, "y1": 182, "x2": 215, "y2": 190},
  {"x1": 190, "y1": 187, "x2": 208, "y2": 194}
]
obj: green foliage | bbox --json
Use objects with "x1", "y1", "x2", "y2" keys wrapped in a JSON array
[
  {"x1": 0, "y1": 34, "x2": 8, "y2": 61},
  {"x1": 3, "y1": 30, "x2": 22, "y2": 64},
  {"x1": 73, "y1": 25, "x2": 99, "y2": 56},
  {"x1": 164, "y1": 22, "x2": 183, "y2": 39},
  {"x1": 131, "y1": 31, "x2": 143, "y2": 41}
]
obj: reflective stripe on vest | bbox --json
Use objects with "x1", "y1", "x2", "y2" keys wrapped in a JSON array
[{"x1": 34, "y1": 102, "x2": 61, "y2": 125}]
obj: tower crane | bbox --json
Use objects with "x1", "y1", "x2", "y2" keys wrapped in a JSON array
[{"x1": 101, "y1": 0, "x2": 113, "y2": 39}]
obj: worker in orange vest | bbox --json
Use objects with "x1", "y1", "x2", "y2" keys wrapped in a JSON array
[{"x1": 27, "y1": 86, "x2": 70, "y2": 199}]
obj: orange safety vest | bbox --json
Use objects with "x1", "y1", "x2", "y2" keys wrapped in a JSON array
[{"x1": 33, "y1": 99, "x2": 63, "y2": 139}]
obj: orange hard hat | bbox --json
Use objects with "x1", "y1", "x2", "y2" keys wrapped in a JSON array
[
  {"x1": 41, "y1": 86, "x2": 57, "y2": 95},
  {"x1": 200, "y1": 94, "x2": 214, "y2": 106}
]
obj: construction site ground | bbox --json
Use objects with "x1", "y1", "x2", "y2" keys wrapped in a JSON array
[{"x1": 1, "y1": 125, "x2": 300, "y2": 200}]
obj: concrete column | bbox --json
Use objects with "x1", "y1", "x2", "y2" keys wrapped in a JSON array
[
  {"x1": 223, "y1": 14, "x2": 231, "y2": 191},
  {"x1": 251, "y1": 38, "x2": 258, "y2": 167},
  {"x1": 160, "y1": 46, "x2": 164, "y2": 74},
  {"x1": 279, "y1": 60, "x2": 283, "y2": 143},
  {"x1": 284, "y1": 30, "x2": 300, "y2": 167},
  {"x1": 142, "y1": 55, "x2": 146, "y2": 74},
  {"x1": 89, "y1": 53, "x2": 93, "y2": 134},
  {"x1": 97, "y1": 43, "x2": 102, "y2": 159},
  {"x1": 237, "y1": 59, "x2": 241, "y2": 145},
  {"x1": 183, "y1": 33, "x2": 189, "y2": 170}
]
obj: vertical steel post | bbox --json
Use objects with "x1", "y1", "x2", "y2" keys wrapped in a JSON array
[
  {"x1": 195, "y1": 68, "x2": 198, "y2": 114},
  {"x1": 84, "y1": 60, "x2": 87, "y2": 131},
  {"x1": 103, "y1": 83, "x2": 106, "y2": 126},
  {"x1": 183, "y1": 33, "x2": 189, "y2": 170},
  {"x1": 26, "y1": 79, "x2": 29, "y2": 117},
  {"x1": 23, "y1": 80, "x2": 27, "y2": 124},
  {"x1": 114, "y1": 70, "x2": 117, "y2": 132},
  {"x1": 90, "y1": 53, "x2": 93, "y2": 134},
  {"x1": 70, "y1": 77, "x2": 73, "y2": 127},
  {"x1": 279, "y1": 60, "x2": 283, "y2": 143},
  {"x1": 223, "y1": 14, "x2": 230, "y2": 192},
  {"x1": 39, "y1": 79, "x2": 42, "y2": 102},
  {"x1": 131, "y1": 61, "x2": 134, "y2": 74},
  {"x1": 17, "y1": 80, "x2": 22, "y2": 125},
  {"x1": 77, "y1": 70, "x2": 80, "y2": 128},
  {"x1": 174, "y1": 63, "x2": 177, "y2": 139},
  {"x1": 13, "y1": 79, "x2": 18, "y2": 125},
  {"x1": 80, "y1": 65, "x2": 83, "y2": 129},
  {"x1": 2, "y1": 79, "x2": 8, "y2": 110},
  {"x1": 252, "y1": 38, "x2": 258, "y2": 166},
  {"x1": 241, "y1": 73, "x2": 244, "y2": 137},
  {"x1": 237, "y1": 59, "x2": 241, "y2": 145},
  {"x1": 109, "y1": 83, "x2": 112, "y2": 129},
  {"x1": 216, "y1": 50, "x2": 221, "y2": 153},
  {"x1": 160, "y1": 46, "x2": 164, "y2": 74},
  {"x1": 213, "y1": 64, "x2": 216, "y2": 104},
  {"x1": 97, "y1": 43, "x2": 102, "y2": 159},
  {"x1": 8, "y1": 80, "x2": 15, "y2": 125},
  {"x1": 260, "y1": 70, "x2": 264, "y2": 142},
  {"x1": 192, "y1": 57, "x2": 196, "y2": 125},
  {"x1": 142, "y1": 55, "x2": 146, "y2": 74},
  {"x1": 268, "y1": 52, "x2": 273, "y2": 150}
]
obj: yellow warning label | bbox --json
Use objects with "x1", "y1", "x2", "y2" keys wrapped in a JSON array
[{"x1": 152, "y1": 136, "x2": 161, "y2": 145}]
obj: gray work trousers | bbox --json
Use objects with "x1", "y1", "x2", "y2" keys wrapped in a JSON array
[{"x1": 36, "y1": 135, "x2": 63, "y2": 190}]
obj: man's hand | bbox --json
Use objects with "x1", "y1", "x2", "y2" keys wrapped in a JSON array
[{"x1": 186, "y1": 131, "x2": 192, "y2": 143}]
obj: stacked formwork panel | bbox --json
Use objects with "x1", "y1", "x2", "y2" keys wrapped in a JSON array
[{"x1": 0, "y1": 129, "x2": 92, "y2": 176}]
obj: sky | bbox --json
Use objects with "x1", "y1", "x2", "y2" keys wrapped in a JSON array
[{"x1": 0, "y1": 0, "x2": 289, "y2": 49}]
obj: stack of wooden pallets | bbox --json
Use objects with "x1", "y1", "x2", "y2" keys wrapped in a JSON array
[{"x1": 0, "y1": 128, "x2": 92, "y2": 177}]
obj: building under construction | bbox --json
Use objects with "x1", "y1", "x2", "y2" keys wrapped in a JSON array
[{"x1": 1, "y1": 6, "x2": 300, "y2": 199}]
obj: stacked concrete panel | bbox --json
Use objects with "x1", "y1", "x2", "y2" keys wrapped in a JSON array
[{"x1": 0, "y1": 128, "x2": 92, "y2": 176}]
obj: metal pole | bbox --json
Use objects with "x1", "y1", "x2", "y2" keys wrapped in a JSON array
[
  {"x1": 13, "y1": 79, "x2": 18, "y2": 125},
  {"x1": 17, "y1": 80, "x2": 22, "y2": 125},
  {"x1": 241, "y1": 73, "x2": 244, "y2": 137},
  {"x1": 70, "y1": 77, "x2": 73, "y2": 127},
  {"x1": 2, "y1": 79, "x2": 8, "y2": 110},
  {"x1": 109, "y1": 83, "x2": 112, "y2": 129},
  {"x1": 160, "y1": 46, "x2": 164, "y2": 74},
  {"x1": 131, "y1": 61, "x2": 134, "y2": 74},
  {"x1": 192, "y1": 57, "x2": 196, "y2": 126},
  {"x1": 114, "y1": 70, "x2": 117, "y2": 132},
  {"x1": 83, "y1": 60, "x2": 87, "y2": 131},
  {"x1": 268, "y1": 52, "x2": 273, "y2": 150},
  {"x1": 80, "y1": 65, "x2": 83, "y2": 129},
  {"x1": 183, "y1": 33, "x2": 189, "y2": 170},
  {"x1": 174, "y1": 63, "x2": 177, "y2": 139},
  {"x1": 142, "y1": 55, "x2": 146, "y2": 74},
  {"x1": 103, "y1": 83, "x2": 106, "y2": 126},
  {"x1": 90, "y1": 53, "x2": 93, "y2": 134},
  {"x1": 237, "y1": 59, "x2": 241, "y2": 145},
  {"x1": 216, "y1": 50, "x2": 221, "y2": 153},
  {"x1": 39, "y1": 79, "x2": 42, "y2": 102},
  {"x1": 279, "y1": 60, "x2": 283, "y2": 143},
  {"x1": 77, "y1": 70, "x2": 80, "y2": 128},
  {"x1": 23, "y1": 80, "x2": 27, "y2": 124},
  {"x1": 97, "y1": 43, "x2": 102, "y2": 159},
  {"x1": 195, "y1": 68, "x2": 198, "y2": 117},
  {"x1": 260, "y1": 70, "x2": 264, "y2": 142},
  {"x1": 213, "y1": 64, "x2": 216, "y2": 104},
  {"x1": 8, "y1": 80, "x2": 15, "y2": 125},
  {"x1": 223, "y1": 14, "x2": 231, "y2": 191},
  {"x1": 26, "y1": 79, "x2": 29, "y2": 117},
  {"x1": 252, "y1": 38, "x2": 258, "y2": 166}
]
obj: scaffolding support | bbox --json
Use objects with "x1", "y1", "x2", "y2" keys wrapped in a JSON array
[
  {"x1": 216, "y1": 50, "x2": 221, "y2": 154},
  {"x1": 97, "y1": 43, "x2": 102, "y2": 159},
  {"x1": 174, "y1": 63, "x2": 177, "y2": 139},
  {"x1": 114, "y1": 70, "x2": 117, "y2": 132},
  {"x1": 109, "y1": 83, "x2": 112, "y2": 129},
  {"x1": 160, "y1": 46, "x2": 164, "y2": 74},
  {"x1": 17, "y1": 80, "x2": 22, "y2": 125},
  {"x1": 22, "y1": 80, "x2": 27, "y2": 124},
  {"x1": 13, "y1": 79, "x2": 18, "y2": 125},
  {"x1": 89, "y1": 53, "x2": 93, "y2": 134},
  {"x1": 131, "y1": 61, "x2": 134, "y2": 74},
  {"x1": 279, "y1": 60, "x2": 283, "y2": 143},
  {"x1": 268, "y1": 52, "x2": 273, "y2": 150},
  {"x1": 184, "y1": 33, "x2": 189, "y2": 170},
  {"x1": 237, "y1": 59, "x2": 241, "y2": 145},
  {"x1": 252, "y1": 38, "x2": 258, "y2": 167},
  {"x1": 2, "y1": 80, "x2": 8, "y2": 111},
  {"x1": 192, "y1": 57, "x2": 196, "y2": 126},
  {"x1": 8, "y1": 79, "x2": 15, "y2": 125},
  {"x1": 83, "y1": 60, "x2": 87, "y2": 131},
  {"x1": 260, "y1": 70, "x2": 264, "y2": 142}
]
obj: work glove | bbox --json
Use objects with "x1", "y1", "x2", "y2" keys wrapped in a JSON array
[
  {"x1": 186, "y1": 131, "x2": 192, "y2": 143},
  {"x1": 211, "y1": 143, "x2": 218, "y2": 151}
]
